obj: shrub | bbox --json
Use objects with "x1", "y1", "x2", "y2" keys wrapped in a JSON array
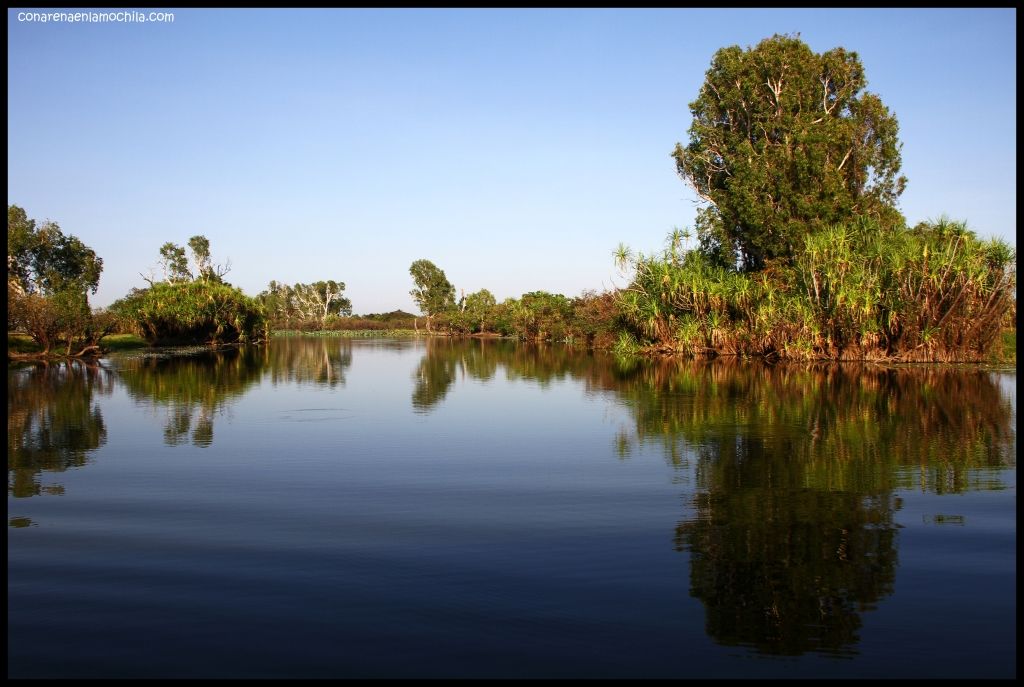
[{"x1": 110, "y1": 281, "x2": 267, "y2": 345}]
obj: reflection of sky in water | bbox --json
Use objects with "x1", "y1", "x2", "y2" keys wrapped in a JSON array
[
  {"x1": 996, "y1": 371, "x2": 1016, "y2": 411},
  {"x1": 7, "y1": 341, "x2": 1017, "y2": 678}
]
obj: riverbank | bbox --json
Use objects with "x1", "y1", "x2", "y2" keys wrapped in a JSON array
[
  {"x1": 7, "y1": 332, "x2": 149, "y2": 361},
  {"x1": 9, "y1": 328, "x2": 1015, "y2": 367}
]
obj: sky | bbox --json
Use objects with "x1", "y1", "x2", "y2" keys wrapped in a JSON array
[{"x1": 7, "y1": 8, "x2": 1017, "y2": 314}]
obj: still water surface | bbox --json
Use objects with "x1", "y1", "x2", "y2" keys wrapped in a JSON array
[{"x1": 7, "y1": 337, "x2": 1016, "y2": 678}]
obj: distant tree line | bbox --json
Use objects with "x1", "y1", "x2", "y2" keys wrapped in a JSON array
[
  {"x1": 406, "y1": 258, "x2": 622, "y2": 347},
  {"x1": 7, "y1": 35, "x2": 1015, "y2": 362}
]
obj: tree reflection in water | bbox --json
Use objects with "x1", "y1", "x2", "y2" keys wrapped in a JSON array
[
  {"x1": 413, "y1": 342, "x2": 1015, "y2": 656},
  {"x1": 600, "y1": 359, "x2": 1014, "y2": 656},
  {"x1": 117, "y1": 346, "x2": 267, "y2": 447},
  {"x1": 411, "y1": 338, "x2": 502, "y2": 412},
  {"x1": 117, "y1": 339, "x2": 354, "y2": 447},
  {"x1": 264, "y1": 336, "x2": 352, "y2": 389},
  {"x1": 7, "y1": 338, "x2": 1015, "y2": 657},
  {"x1": 7, "y1": 359, "x2": 112, "y2": 498}
]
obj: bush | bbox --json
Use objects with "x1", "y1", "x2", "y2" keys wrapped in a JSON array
[
  {"x1": 111, "y1": 281, "x2": 267, "y2": 345},
  {"x1": 616, "y1": 219, "x2": 1016, "y2": 362}
]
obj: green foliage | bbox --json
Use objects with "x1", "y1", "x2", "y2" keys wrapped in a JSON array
[
  {"x1": 159, "y1": 242, "x2": 191, "y2": 283},
  {"x1": 8, "y1": 205, "x2": 103, "y2": 297},
  {"x1": 7, "y1": 333, "x2": 42, "y2": 355},
  {"x1": 616, "y1": 220, "x2": 1016, "y2": 362},
  {"x1": 993, "y1": 330, "x2": 1015, "y2": 365},
  {"x1": 109, "y1": 235, "x2": 261, "y2": 346},
  {"x1": 569, "y1": 290, "x2": 623, "y2": 348},
  {"x1": 361, "y1": 309, "x2": 418, "y2": 323},
  {"x1": 256, "y1": 279, "x2": 354, "y2": 329},
  {"x1": 451, "y1": 288, "x2": 498, "y2": 333},
  {"x1": 7, "y1": 205, "x2": 37, "y2": 286},
  {"x1": 187, "y1": 235, "x2": 217, "y2": 282},
  {"x1": 9, "y1": 288, "x2": 82, "y2": 355},
  {"x1": 674, "y1": 34, "x2": 907, "y2": 270},
  {"x1": 510, "y1": 291, "x2": 573, "y2": 341},
  {"x1": 156, "y1": 235, "x2": 228, "y2": 284},
  {"x1": 97, "y1": 333, "x2": 148, "y2": 351},
  {"x1": 8, "y1": 205, "x2": 112, "y2": 356},
  {"x1": 110, "y1": 280, "x2": 268, "y2": 346},
  {"x1": 431, "y1": 289, "x2": 622, "y2": 347},
  {"x1": 408, "y1": 259, "x2": 456, "y2": 331},
  {"x1": 256, "y1": 280, "x2": 294, "y2": 327},
  {"x1": 613, "y1": 331, "x2": 642, "y2": 357}
]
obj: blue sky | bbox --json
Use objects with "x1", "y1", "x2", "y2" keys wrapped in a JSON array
[{"x1": 7, "y1": 8, "x2": 1017, "y2": 313}]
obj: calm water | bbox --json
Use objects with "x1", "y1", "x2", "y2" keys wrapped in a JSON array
[{"x1": 7, "y1": 337, "x2": 1016, "y2": 678}]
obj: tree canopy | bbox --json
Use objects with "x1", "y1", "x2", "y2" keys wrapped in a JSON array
[
  {"x1": 257, "y1": 280, "x2": 353, "y2": 327},
  {"x1": 409, "y1": 259, "x2": 456, "y2": 331},
  {"x1": 154, "y1": 235, "x2": 229, "y2": 284},
  {"x1": 8, "y1": 204, "x2": 102, "y2": 297},
  {"x1": 109, "y1": 234, "x2": 264, "y2": 345},
  {"x1": 8, "y1": 204, "x2": 112, "y2": 356},
  {"x1": 110, "y1": 280, "x2": 267, "y2": 345},
  {"x1": 673, "y1": 34, "x2": 907, "y2": 271}
]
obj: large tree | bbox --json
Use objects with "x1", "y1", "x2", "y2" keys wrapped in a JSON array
[
  {"x1": 8, "y1": 204, "x2": 109, "y2": 355},
  {"x1": 673, "y1": 34, "x2": 907, "y2": 271},
  {"x1": 8, "y1": 205, "x2": 102, "y2": 297},
  {"x1": 409, "y1": 259, "x2": 456, "y2": 332}
]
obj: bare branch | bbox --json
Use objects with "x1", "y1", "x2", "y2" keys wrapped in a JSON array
[
  {"x1": 837, "y1": 148, "x2": 853, "y2": 171},
  {"x1": 681, "y1": 172, "x2": 720, "y2": 210}
]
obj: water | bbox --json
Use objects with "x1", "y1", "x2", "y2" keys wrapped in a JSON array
[{"x1": 7, "y1": 337, "x2": 1016, "y2": 678}]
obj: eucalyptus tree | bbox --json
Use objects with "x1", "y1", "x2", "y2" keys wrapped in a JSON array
[
  {"x1": 674, "y1": 34, "x2": 907, "y2": 270},
  {"x1": 158, "y1": 242, "x2": 191, "y2": 283},
  {"x1": 256, "y1": 280, "x2": 297, "y2": 328},
  {"x1": 256, "y1": 280, "x2": 353, "y2": 328},
  {"x1": 409, "y1": 259, "x2": 456, "y2": 332},
  {"x1": 154, "y1": 235, "x2": 229, "y2": 285},
  {"x1": 290, "y1": 280, "x2": 353, "y2": 325},
  {"x1": 186, "y1": 235, "x2": 221, "y2": 282}
]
